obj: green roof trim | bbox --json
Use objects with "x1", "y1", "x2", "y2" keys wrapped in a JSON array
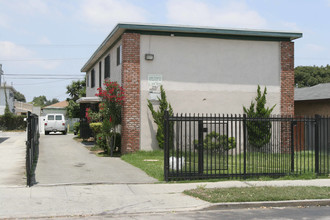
[
  {"x1": 119, "y1": 23, "x2": 302, "y2": 40},
  {"x1": 81, "y1": 23, "x2": 302, "y2": 72}
]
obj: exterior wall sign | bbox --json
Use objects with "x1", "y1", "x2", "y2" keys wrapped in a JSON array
[{"x1": 148, "y1": 74, "x2": 162, "y2": 101}]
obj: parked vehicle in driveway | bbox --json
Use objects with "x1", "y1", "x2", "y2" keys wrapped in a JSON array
[{"x1": 44, "y1": 114, "x2": 67, "y2": 135}]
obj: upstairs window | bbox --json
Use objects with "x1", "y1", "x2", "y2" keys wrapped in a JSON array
[
  {"x1": 99, "y1": 61, "x2": 102, "y2": 88},
  {"x1": 91, "y1": 69, "x2": 95, "y2": 88},
  {"x1": 104, "y1": 55, "x2": 110, "y2": 79},
  {"x1": 86, "y1": 73, "x2": 89, "y2": 87},
  {"x1": 117, "y1": 45, "x2": 122, "y2": 66}
]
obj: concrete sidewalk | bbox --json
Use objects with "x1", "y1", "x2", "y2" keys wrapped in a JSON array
[
  {"x1": 0, "y1": 131, "x2": 26, "y2": 186},
  {"x1": 0, "y1": 179, "x2": 329, "y2": 219}
]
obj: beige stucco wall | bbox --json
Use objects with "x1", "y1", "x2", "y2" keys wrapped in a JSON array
[
  {"x1": 295, "y1": 100, "x2": 330, "y2": 116},
  {"x1": 86, "y1": 40, "x2": 122, "y2": 97},
  {"x1": 140, "y1": 35, "x2": 281, "y2": 150}
]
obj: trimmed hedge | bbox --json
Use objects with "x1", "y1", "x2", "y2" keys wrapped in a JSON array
[{"x1": 0, "y1": 114, "x2": 26, "y2": 130}]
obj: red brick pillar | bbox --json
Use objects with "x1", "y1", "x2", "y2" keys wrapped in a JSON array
[
  {"x1": 121, "y1": 32, "x2": 141, "y2": 154},
  {"x1": 280, "y1": 41, "x2": 294, "y2": 153}
]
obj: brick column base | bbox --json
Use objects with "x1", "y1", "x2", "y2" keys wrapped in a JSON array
[
  {"x1": 280, "y1": 41, "x2": 294, "y2": 153},
  {"x1": 121, "y1": 32, "x2": 141, "y2": 154}
]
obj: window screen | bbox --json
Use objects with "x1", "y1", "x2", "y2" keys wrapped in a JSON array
[
  {"x1": 117, "y1": 45, "x2": 122, "y2": 66},
  {"x1": 55, "y1": 115, "x2": 62, "y2": 120},
  {"x1": 104, "y1": 55, "x2": 110, "y2": 79},
  {"x1": 91, "y1": 69, "x2": 95, "y2": 88},
  {"x1": 48, "y1": 115, "x2": 54, "y2": 120},
  {"x1": 99, "y1": 61, "x2": 102, "y2": 88}
]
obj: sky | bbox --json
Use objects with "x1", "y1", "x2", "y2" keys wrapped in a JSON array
[{"x1": 0, "y1": 0, "x2": 329, "y2": 102}]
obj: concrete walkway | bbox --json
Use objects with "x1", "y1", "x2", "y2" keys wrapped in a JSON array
[
  {"x1": 36, "y1": 134, "x2": 156, "y2": 185},
  {"x1": 0, "y1": 179, "x2": 329, "y2": 219},
  {"x1": 0, "y1": 131, "x2": 26, "y2": 186}
]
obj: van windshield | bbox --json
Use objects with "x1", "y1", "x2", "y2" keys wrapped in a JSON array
[
  {"x1": 48, "y1": 115, "x2": 54, "y2": 120},
  {"x1": 56, "y1": 115, "x2": 62, "y2": 120}
]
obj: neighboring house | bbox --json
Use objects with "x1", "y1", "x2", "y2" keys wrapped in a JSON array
[
  {"x1": 295, "y1": 83, "x2": 330, "y2": 116},
  {"x1": 80, "y1": 23, "x2": 302, "y2": 153},
  {"x1": 14, "y1": 101, "x2": 41, "y2": 116},
  {"x1": 42, "y1": 100, "x2": 68, "y2": 116},
  {"x1": 0, "y1": 84, "x2": 16, "y2": 115}
]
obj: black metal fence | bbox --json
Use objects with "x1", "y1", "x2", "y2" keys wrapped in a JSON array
[
  {"x1": 26, "y1": 111, "x2": 39, "y2": 187},
  {"x1": 164, "y1": 111, "x2": 330, "y2": 181}
]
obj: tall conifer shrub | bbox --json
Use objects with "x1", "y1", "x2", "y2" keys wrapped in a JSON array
[
  {"x1": 243, "y1": 85, "x2": 276, "y2": 149},
  {"x1": 147, "y1": 86, "x2": 173, "y2": 149}
]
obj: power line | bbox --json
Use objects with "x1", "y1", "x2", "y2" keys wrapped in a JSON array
[
  {"x1": 6, "y1": 77, "x2": 81, "y2": 80},
  {"x1": 0, "y1": 58, "x2": 88, "y2": 61},
  {"x1": 5, "y1": 74, "x2": 85, "y2": 76},
  {"x1": 12, "y1": 44, "x2": 98, "y2": 47},
  {"x1": 13, "y1": 79, "x2": 73, "y2": 86}
]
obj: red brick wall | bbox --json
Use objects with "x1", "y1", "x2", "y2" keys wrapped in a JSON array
[
  {"x1": 280, "y1": 41, "x2": 295, "y2": 116},
  {"x1": 121, "y1": 32, "x2": 141, "y2": 154},
  {"x1": 280, "y1": 41, "x2": 294, "y2": 152}
]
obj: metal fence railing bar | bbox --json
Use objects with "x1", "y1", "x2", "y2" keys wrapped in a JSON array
[
  {"x1": 26, "y1": 111, "x2": 39, "y2": 187},
  {"x1": 164, "y1": 112, "x2": 330, "y2": 181}
]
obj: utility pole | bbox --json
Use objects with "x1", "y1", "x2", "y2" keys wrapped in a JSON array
[{"x1": 0, "y1": 64, "x2": 3, "y2": 85}]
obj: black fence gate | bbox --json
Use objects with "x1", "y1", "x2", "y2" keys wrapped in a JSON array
[
  {"x1": 26, "y1": 111, "x2": 39, "y2": 187},
  {"x1": 164, "y1": 111, "x2": 330, "y2": 181}
]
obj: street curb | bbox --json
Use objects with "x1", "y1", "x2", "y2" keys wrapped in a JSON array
[{"x1": 202, "y1": 199, "x2": 330, "y2": 210}]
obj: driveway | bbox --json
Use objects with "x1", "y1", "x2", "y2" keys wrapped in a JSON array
[
  {"x1": 35, "y1": 134, "x2": 157, "y2": 185},
  {"x1": 0, "y1": 131, "x2": 26, "y2": 186}
]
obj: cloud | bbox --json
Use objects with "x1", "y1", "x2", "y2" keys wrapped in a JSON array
[
  {"x1": 79, "y1": 0, "x2": 147, "y2": 30},
  {"x1": 1, "y1": 0, "x2": 50, "y2": 15},
  {"x1": 166, "y1": 0, "x2": 266, "y2": 29},
  {"x1": 280, "y1": 22, "x2": 301, "y2": 32},
  {"x1": 305, "y1": 44, "x2": 325, "y2": 53},
  {"x1": 0, "y1": 41, "x2": 33, "y2": 59},
  {"x1": 0, "y1": 13, "x2": 10, "y2": 28},
  {"x1": 0, "y1": 41, "x2": 59, "y2": 70}
]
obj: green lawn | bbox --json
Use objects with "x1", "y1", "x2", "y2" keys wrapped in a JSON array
[
  {"x1": 178, "y1": 150, "x2": 327, "y2": 175},
  {"x1": 184, "y1": 186, "x2": 330, "y2": 203},
  {"x1": 121, "y1": 150, "x2": 164, "y2": 181},
  {"x1": 121, "y1": 150, "x2": 328, "y2": 181}
]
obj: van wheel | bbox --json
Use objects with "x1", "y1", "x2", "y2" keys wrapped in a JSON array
[
  {"x1": 45, "y1": 131, "x2": 49, "y2": 135},
  {"x1": 63, "y1": 130, "x2": 67, "y2": 135}
]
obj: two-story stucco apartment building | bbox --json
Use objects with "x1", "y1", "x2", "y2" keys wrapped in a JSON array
[{"x1": 80, "y1": 23, "x2": 302, "y2": 153}]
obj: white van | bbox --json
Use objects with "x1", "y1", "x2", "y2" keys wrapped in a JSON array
[{"x1": 44, "y1": 114, "x2": 67, "y2": 135}]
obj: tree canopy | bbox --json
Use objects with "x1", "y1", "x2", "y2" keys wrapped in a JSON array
[
  {"x1": 65, "y1": 78, "x2": 86, "y2": 118},
  {"x1": 13, "y1": 90, "x2": 26, "y2": 102},
  {"x1": 32, "y1": 95, "x2": 59, "y2": 107},
  {"x1": 66, "y1": 78, "x2": 86, "y2": 102},
  {"x1": 295, "y1": 65, "x2": 330, "y2": 88}
]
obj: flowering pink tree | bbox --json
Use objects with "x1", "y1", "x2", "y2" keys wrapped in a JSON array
[{"x1": 96, "y1": 80, "x2": 124, "y2": 155}]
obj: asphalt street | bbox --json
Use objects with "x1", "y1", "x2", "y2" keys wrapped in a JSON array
[{"x1": 32, "y1": 206, "x2": 330, "y2": 220}]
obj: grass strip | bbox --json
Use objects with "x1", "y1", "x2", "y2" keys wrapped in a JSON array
[
  {"x1": 184, "y1": 186, "x2": 330, "y2": 203},
  {"x1": 121, "y1": 150, "x2": 164, "y2": 181},
  {"x1": 120, "y1": 150, "x2": 328, "y2": 183}
]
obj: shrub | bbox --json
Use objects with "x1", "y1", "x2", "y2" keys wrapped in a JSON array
[
  {"x1": 89, "y1": 122, "x2": 102, "y2": 136},
  {"x1": 0, "y1": 114, "x2": 26, "y2": 130},
  {"x1": 194, "y1": 132, "x2": 236, "y2": 151},
  {"x1": 243, "y1": 85, "x2": 275, "y2": 149},
  {"x1": 95, "y1": 80, "x2": 124, "y2": 156},
  {"x1": 96, "y1": 132, "x2": 121, "y2": 154},
  {"x1": 73, "y1": 122, "x2": 80, "y2": 134},
  {"x1": 96, "y1": 133, "x2": 107, "y2": 151},
  {"x1": 147, "y1": 85, "x2": 173, "y2": 149}
]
